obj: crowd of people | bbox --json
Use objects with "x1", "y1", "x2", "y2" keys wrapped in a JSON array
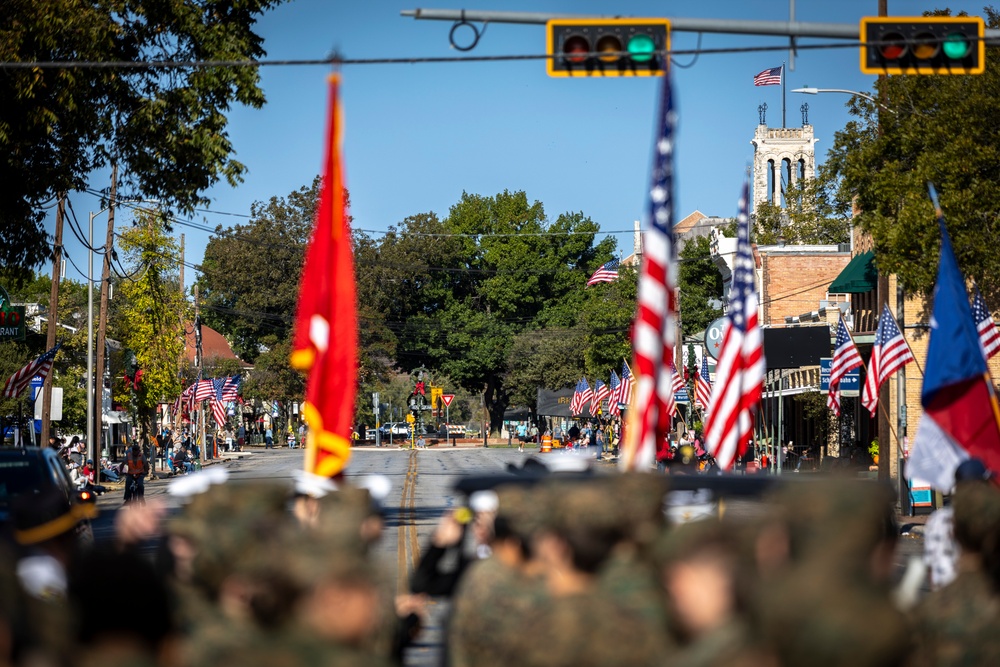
[{"x1": 3, "y1": 455, "x2": 1000, "y2": 667}]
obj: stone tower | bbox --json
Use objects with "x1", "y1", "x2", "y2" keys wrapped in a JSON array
[{"x1": 750, "y1": 122, "x2": 817, "y2": 214}]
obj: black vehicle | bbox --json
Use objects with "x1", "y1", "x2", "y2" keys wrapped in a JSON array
[{"x1": 0, "y1": 447, "x2": 97, "y2": 544}]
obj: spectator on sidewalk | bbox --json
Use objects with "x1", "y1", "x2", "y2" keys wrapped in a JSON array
[{"x1": 265, "y1": 427, "x2": 273, "y2": 449}]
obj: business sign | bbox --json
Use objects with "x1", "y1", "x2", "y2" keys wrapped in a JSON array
[
  {"x1": 0, "y1": 286, "x2": 26, "y2": 341},
  {"x1": 819, "y1": 358, "x2": 861, "y2": 397},
  {"x1": 704, "y1": 317, "x2": 727, "y2": 360}
]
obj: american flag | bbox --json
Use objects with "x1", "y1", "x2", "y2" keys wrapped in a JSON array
[
  {"x1": 667, "y1": 362, "x2": 684, "y2": 417},
  {"x1": 972, "y1": 285, "x2": 1000, "y2": 360},
  {"x1": 616, "y1": 361, "x2": 633, "y2": 407},
  {"x1": 578, "y1": 378, "x2": 593, "y2": 415},
  {"x1": 586, "y1": 258, "x2": 620, "y2": 286},
  {"x1": 695, "y1": 356, "x2": 712, "y2": 409},
  {"x1": 222, "y1": 375, "x2": 242, "y2": 401},
  {"x1": 569, "y1": 378, "x2": 584, "y2": 416},
  {"x1": 2, "y1": 344, "x2": 60, "y2": 399},
  {"x1": 607, "y1": 371, "x2": 622, "y2": 416},
  {"x1": 193, "y1": 378, "x2": 215, "y2": 401},
  {"x1": 212, "y1": 399, "x2": 228, "y2": 427},
  {"x1": 591, "y1": 379, "x2": 610, "y2": 413},
  {"x1": 753, "y1": 66, "x2": 782, "y2": 86},
  {"x1": 622, "y1": 74, "x2": 677, "y2": 472},
  {"x1": 704, "y1": 182, "x2": 765, "y2": 470},
  {"x1": 861, "y1": 304, "x2": 914, "y2": 417},
  {"x1": 827, "y1": 315, "x2": 864, "y2": 417}
]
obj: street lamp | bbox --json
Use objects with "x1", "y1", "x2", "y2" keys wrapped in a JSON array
[{"x1": 791, "y1": 87, "x2": 895, "y2": 114}]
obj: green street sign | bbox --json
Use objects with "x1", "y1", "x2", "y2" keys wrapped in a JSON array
[{"x1": 0, "y1": 286, "x2": 26, "y2": 341}]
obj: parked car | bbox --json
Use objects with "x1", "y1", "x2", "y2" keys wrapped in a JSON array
[
  {"x1": 379, "y1": 422, "x2": 411, "y2": 437},
  {"x1": 0, "y1": 447, "x2": 96, "y2": 544}
]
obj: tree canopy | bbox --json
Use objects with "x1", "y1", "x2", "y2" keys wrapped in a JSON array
[
  {"x1": 0, "y1": 0, "x2": 286, "y2": 273},
  {"x1": 199, "y1": 179, "x2": 317, "y2": 362},
  {"x1": 678, "y1": 235, "x2": 723, "y2": 338},
  {"x1": 826, "y1": 8, "x2": 1000, "y2": 298}
]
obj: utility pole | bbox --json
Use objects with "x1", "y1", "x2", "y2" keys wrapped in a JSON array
[
  {"x1": 40, "y1": 195, "x2": 65, "y2": 448},
  {"x1": 94, "y1": 163, "x2": 118, "y2": 461},
  {"x1": 176, "y1": 233, "x2": 185, "y2": 438},
  {"x1": 194, "y1": 285, "x2": 206, "y2": 464},
  {"x1": 875, "y1": 0, "x2": 891, "y2": 483}
]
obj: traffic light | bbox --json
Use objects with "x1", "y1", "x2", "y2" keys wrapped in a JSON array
[
  {"x1": 860, "y1": 16, "x2": 985, "y2": 75},
  {"x1": 546, "y1": 19, "x2": 670, "y2": 78}
]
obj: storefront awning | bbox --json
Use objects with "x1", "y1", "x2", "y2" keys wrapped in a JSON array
[{"x1": 829, "y1": 250, "x2": 877, "y2": 294}]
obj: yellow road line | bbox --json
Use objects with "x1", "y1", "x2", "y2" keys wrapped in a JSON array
[{"x1": 397, "y1": 450, "x2": 420, "y2": 595}]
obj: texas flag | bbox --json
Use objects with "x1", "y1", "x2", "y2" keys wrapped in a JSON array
[{"x1": 906, "y1": 185, "x2": 1000, "y2": 491}]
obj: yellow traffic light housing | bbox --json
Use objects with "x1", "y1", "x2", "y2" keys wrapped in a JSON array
[
  {"x1": 860, "y1": 16, "x2": 985, "y2": 75},
  {"x1": 547, "y1": 18, "x2": 670, "y2": 78}
]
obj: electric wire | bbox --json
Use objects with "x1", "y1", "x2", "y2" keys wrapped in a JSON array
[{"x1": 0, "y1": 40, "x2": 905, "y2": 70}]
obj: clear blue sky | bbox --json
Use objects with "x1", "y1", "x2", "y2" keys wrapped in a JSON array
[{"x1": 50, "y1": 0, "x2": 985, "y2": 289}]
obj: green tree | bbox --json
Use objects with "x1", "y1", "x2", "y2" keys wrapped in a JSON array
[
  {"x1": 241, "y1": 339, "x2": 304, "y2": 437},
  {"x1": 678, "y1": 236, "x2": 723, "y2": 337},
  {"x1": 504, "y1": 327, "x2": 587, "y2": 407},
  {"x1": 826, "y1": 8, "x2": 1000, "y2": 298},
  {"x1": 115, "y1": 211, "x2": 187, "y2": 444},
  {"x1": 751, "y1": 174, "x2": 851, "y2": 246},
  {"x1": 367, "y1": 190, "x2": 616, "y2": 434},
  {"x1": 0, "y1": 0, "x2": 287, "y2": 273},
  {"x1": 199, "y1": 179, "x2": 317, "y2": 362}
]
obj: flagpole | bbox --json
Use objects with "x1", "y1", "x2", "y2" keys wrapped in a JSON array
[{"x1": 781, "y1": 62, "x2": 786, "y2": 128}]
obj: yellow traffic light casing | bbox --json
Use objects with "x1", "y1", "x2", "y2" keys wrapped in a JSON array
[
  {"x1": 547, "y1": 18, "x2": 670, "y2": 78},
  {"x1": 860, "y1": 16, "x2": 985, "y2": 75}
]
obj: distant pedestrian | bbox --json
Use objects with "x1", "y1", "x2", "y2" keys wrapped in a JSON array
[
  {"x1": 265, "y1": 427, "x2": 273, "y2": 449},
  {"x1": 417, "y1": 435, "x2": 426, "y2": 449},
  {"x1": 236, "y1": 424, "x2": 245, "y2": 451}
]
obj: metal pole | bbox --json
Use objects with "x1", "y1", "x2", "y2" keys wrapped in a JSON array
[
  {"x1": 86, "y1": 212, "x2": 95, "y2": 464},
  {"x1": 400, "y1": 8, "x2": 1000, "y2": 43},
  {"x1": 777, "y1": 369, "x2": 784, "y2": 475}
]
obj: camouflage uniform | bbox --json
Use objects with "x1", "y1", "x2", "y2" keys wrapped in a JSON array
[
  {"x1": 754, "y1": 480, "x2": 913, "y2": 667},
  {"x1": 909, "y1": 480, "x2": 1000, "y2": 667},
  {"x1": 449, "y1": 555, "x2": 549, "y2": 667},
  {"x1": 504, "y1": 481, "x2": 662, "y2": 667}
]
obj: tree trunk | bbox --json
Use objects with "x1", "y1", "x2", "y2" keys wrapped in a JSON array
[{"x1": 483, "y1": 377, "x2": 509, "y2": 437}]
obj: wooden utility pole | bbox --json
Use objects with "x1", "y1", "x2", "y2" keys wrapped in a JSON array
[
  {"x1": 876, "y1": 0, "x2": 891, "y2": 483},
  {"x1": 40, "y1": 195, "x2": 65, "y2": 448},
  {"x1": 94, "y1": 163, "x2": 118, "y2": 457},
  {"x1": 194, "y1": 284, "x2": 206, "y2": 463},
  {"x1": 176, "y1": 233, "x2": 185, "y2": 438}
]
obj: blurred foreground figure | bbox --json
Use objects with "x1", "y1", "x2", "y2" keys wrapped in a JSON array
[
  {"x1": 909, "y1": 470, "x2": 1000, "y2": 667},
  {"x1": 754, "y1": 480, "x2": 912, "y2": 667}
]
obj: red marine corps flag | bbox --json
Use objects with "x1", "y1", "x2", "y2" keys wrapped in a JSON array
[{"x1": 290, "y1": 75, "x2": 358, "y2": 479}]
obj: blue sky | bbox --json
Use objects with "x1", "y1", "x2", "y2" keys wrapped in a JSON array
[{"x1": 50, "y1": 0, "x2": 986, "y2": 289}]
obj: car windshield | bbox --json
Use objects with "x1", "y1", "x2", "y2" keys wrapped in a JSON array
[{"x1": 0, "y1": 459, "x2": 47, "y2": 507}]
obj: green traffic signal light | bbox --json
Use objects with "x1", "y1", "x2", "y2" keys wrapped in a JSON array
[
  {"x1": 627, "y1": 34, "x2": 657, "y2": 62},
  {"x1": 942, "y1": 32, "x2": 972, "y2": 59}
]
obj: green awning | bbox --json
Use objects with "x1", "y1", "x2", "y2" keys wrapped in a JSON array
[{"x1": 829, "y1": 250, "x2": 877, "y2": 293}]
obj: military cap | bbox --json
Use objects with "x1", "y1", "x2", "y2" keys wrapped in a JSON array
[
  {"x1": 495, "y1": 483, "x2": 547, "y2": 540},
  {"x1": 766, "y1": 479, "x2": 896, "y2": 565},
  {"x1": 607, "y1": 473, "x2": 668, "y2": 547},
  {"x1": 952, "y1": 479, "x2": 1000, "y2": 553}
]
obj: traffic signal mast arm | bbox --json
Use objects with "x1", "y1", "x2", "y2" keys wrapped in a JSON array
[{"x1": 401, "y1": 8, "x2": 1000, "y2": 44}]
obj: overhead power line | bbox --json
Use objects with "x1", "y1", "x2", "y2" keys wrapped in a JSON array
[{"x1": 0, "y1": 41, "x2": 878, "y2": 70}]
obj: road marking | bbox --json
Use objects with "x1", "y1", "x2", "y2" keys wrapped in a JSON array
[{"x1": 397, "y1": 449, "x2": 421, "y2": 595}]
